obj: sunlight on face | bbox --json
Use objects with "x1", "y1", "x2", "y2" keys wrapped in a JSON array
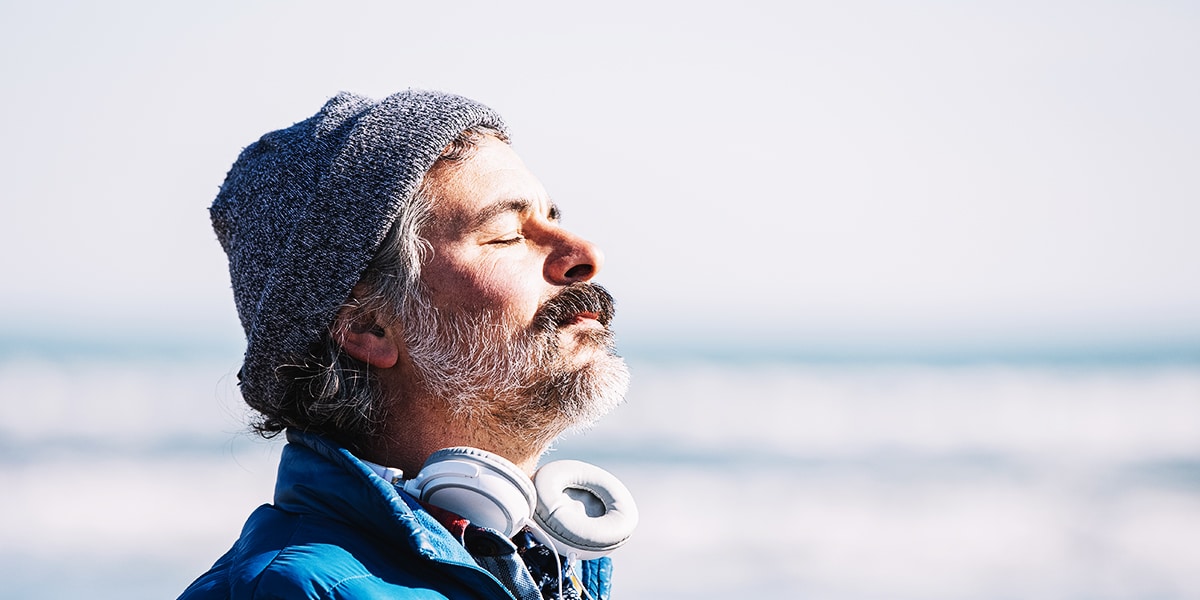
[{"x1": 400, "y1": 136, "x2": 629, "y2": 444}]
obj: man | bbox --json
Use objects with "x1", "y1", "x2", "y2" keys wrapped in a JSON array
[{"x1": 180, "y1": 90, "x2": 633, "y2": 600}]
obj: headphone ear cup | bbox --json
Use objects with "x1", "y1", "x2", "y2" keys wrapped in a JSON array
[
  {"x1": 403, "y1": 447, "x2": 535, "y2": 538},
  {"x1": 531, "y1": 460, "x2": 639, "y2": 560}
]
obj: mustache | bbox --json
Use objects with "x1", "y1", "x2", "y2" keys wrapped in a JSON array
[{"x1": 532, "y1": 283, "x2": 617, "y2": 331}]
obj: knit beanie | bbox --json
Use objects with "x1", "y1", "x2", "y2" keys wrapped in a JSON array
[{"x1": 211, "y1": 90, "x2": 507, "y2": 411}]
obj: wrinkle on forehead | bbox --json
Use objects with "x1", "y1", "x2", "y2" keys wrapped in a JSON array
[{"x1": 420, "y1": 138, "x2": 555, "y2": 236}]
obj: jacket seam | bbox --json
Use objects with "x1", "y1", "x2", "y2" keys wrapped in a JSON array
[
  {"x1": 248, "y1": 518, "x2": 307, "y2": 600},
  {"x1": 320, "y1": 573, "x2": 379, "y2": 600}
]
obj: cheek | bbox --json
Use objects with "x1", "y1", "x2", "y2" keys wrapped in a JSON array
[{"x1": 423, "y1": 257, "x2": 544, "y2": 319}]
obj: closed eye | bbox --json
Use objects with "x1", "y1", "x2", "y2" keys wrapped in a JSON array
[{"x1": 489, "y1": 235, "x2": 525, "y2": 246}]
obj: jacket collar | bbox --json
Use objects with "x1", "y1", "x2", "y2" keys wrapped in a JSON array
[{"x1": 276, "y1": 429, "x2": 481, "y2": 567}]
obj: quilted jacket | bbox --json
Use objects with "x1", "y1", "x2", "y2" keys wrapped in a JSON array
[{"x1": 178, "y1": 430, "x2": 612, "y2": 599}]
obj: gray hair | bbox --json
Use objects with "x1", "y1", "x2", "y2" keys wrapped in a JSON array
[{"x1": 259, "y1": 126, "x2": 508, "y2": 447}]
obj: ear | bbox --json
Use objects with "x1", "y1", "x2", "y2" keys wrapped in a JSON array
[{"x1": 338, "y1": 321, "x2": 400, "y2": 369}]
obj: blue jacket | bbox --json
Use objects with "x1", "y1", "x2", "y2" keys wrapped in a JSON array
[{"x1": 178, "y1": 431, "x2": 612, "y2": 599}]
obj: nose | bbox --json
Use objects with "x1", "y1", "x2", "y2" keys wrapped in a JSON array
[{"x1": 546, "y1": 228, "x2": 605, "y2": 285}]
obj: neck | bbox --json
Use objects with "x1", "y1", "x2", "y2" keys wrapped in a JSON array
[{"x1": 355, "y1": 384, "x2": 554, "y2": 478}]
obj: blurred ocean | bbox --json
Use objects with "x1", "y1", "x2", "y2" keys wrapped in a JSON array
[{"x1": 1, "y1": 349, "x2": 1198, "y2": 599}]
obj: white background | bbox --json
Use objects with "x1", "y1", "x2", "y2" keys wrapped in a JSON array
[{"x1": 2, "y1": 0, "x2": 1197, "y2": 357}]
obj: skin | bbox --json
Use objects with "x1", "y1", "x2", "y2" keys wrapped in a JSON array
[{"x1": 340, "y1": 136, "x2": 607, "y2": 476}]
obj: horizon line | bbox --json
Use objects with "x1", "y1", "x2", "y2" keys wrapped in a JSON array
[{"x1": 1, "y1": 330, "x2": 1196, "y2": 366}]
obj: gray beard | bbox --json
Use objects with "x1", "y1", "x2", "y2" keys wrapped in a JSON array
[{"x1": 398, "y1": 286, "x2": 630, "y2": 448}]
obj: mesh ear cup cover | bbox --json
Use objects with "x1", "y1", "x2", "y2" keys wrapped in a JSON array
[{"x1": 532, "y1": 460, "x2": 639, "y2": 558}]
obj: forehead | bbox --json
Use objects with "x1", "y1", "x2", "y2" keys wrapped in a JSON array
[{"x1": 423, "y1": 136, "x2": 551, "y2": 225}]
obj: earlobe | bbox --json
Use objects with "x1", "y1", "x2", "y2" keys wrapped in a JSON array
[{"x1": 339, "y1": 325, "x2": 400, "y2": 369}]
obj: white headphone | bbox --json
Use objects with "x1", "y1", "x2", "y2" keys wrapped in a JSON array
[{"x1": 394, "y1": 447, "x2": 638, "y2": 560}]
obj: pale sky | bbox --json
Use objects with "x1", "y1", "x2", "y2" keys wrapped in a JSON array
[{"x1": 1, "y1": 1, "x2": 1197, "y2": 356}]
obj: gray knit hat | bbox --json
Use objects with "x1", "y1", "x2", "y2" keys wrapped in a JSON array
[{"x1": 211, "y1": 90, "x2": 507, "y2": 411}]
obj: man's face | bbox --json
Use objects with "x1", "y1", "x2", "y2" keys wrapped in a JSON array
[{"x1": 398, "y1": 135, "x2": 628, "y2": 440}]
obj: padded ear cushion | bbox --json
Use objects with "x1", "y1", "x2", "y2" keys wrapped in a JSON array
[
  {"x1": 404, "y1": 447, "x2": 536, "y2": 537},
  {"x1": 532, "y1": 460, "x2": 639, "y2": 560}
]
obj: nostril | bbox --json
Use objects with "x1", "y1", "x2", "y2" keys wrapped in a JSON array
[{"x1": 564, "y1": 264, "x2": 594, "y2": 280}]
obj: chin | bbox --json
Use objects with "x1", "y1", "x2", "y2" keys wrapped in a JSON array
[{"x1": 554, "y1": 350, "x2": 631, "y2": 433}]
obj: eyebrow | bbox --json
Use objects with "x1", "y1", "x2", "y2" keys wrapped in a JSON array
[{"x1": 464, "y1": 198, "x2": 560, "y2": 232}]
